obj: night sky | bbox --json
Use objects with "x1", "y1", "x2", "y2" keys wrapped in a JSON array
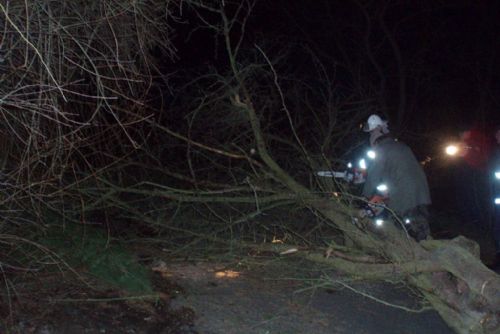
[{"x1": 172, "y1": 0, "x2": 500, "y2": 143}]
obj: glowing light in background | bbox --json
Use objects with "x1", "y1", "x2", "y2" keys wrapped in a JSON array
[
  {"x1": 445, "y1": 144, "x2": 459, "y2": 156},
  {"x1": 367, "y1": 150, "x2": 376, "y2": 159},
  {"x1": 375, "y1": 219, "x2": 384, "y2": 227}
]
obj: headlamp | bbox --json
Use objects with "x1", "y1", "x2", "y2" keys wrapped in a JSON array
[{"x1": 445, "y1": 144, "x2": 459, "y2": 156}]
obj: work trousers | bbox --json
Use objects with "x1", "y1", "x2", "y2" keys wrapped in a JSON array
[
  {"x1": 494, "y1": 206, "x2": 500, "y2": 254},
  {"x1": 402, "y1": 205, "x2": 431, "y2": 242}
]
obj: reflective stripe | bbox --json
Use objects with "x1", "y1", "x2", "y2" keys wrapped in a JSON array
[
  {"x1": 376, "y1": 184, "x2": 388, "y2": 192},
  {"x1": 359, "y1": 158, "x2": 367, "y2": 170}
]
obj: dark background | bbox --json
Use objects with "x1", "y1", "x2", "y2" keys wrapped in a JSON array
[
  {"x1": 166, "y1": 0, "x2": 500, "y2": 234},
  {"x1": 172, "y1": 0, "x2": 500, "y2": 139}
]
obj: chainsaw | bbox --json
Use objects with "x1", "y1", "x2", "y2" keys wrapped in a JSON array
[
  {"x1": 316, "y1": 159, "x2": 390, "y2": 227},
  {"x1": 316, "y1": 148, "x2": 378, "y2": 184},
  {"x1": 316, "y1": 163, "x2": 366, "y2": 185}
]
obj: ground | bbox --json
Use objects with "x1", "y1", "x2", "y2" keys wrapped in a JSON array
[
  {"x1": 167, "y1": 259, "x2": 453, "y2": 334},
  {"x1": 1, "y1": 207, "x2": 496, "y2": 334},
  {"x1": 1, "y1": 255, "x2": 455, "y2": 334}
]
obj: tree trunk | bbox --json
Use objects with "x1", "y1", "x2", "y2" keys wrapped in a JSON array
[{"x1": 271, "y1": 195, "x2": 500, "y2": 333}]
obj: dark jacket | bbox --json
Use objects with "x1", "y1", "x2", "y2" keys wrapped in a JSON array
[{"x1": 362, "y1": 137, "x2": 431, "y2": 215}]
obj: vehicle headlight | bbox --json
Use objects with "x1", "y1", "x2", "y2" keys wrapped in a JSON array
[
  {"x1": 375, "y1": 219, "x2": 384, "y2": 227},
  {"x1": 359, "y1": 158, "x2": 367, "y2": 170},
  {"x1": 367, "y1": 150, "x2": 376, "y2": 159}
]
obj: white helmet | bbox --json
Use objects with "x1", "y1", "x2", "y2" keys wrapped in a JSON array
[{"x1": 363, "y1": 114, "x2": 388, "y2": 132}]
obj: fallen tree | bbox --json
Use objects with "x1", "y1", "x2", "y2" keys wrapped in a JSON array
[
  {"x1": 141, "y1": 2, "x2": 499, "y2": 332},
  {"x1": 1, "y1": 1, "x2": 499, "y2": 333}
]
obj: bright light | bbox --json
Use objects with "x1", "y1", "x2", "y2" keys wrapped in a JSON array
[
  {"x1": 367, "y1": 150, "x2": 376, "y2": 159},
  {"x1": 404, "y1": 218, "x2": 411, "y2": 224},
  {"x1": 347, "y1": 162, "x2": 353, "y2": 169},
  {"x1": 445, "y1": 145, "x2": 459, "y2": 156},
  {"x1": 376, "y1": 184, "x2": 388, "y2": 192},
  {"x1": 495, "y1": 198, "x2": 500, "y2": 205},
  {"x1": 495, "y1": 171, "x2": 500, "y2": 180},
  {"x1": 375, "y1": 219, "x2": 384, "y2": 227},
  {"x1": 359, "y1": 158, "x2": 367, "y2": 170}
]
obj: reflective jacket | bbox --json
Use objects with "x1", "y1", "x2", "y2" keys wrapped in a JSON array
[
  {"x1": 362, "y1": 137, "x2": 431, "y2": 215},
  {"x1": 492, "y1": 148, "x2": 500, "y2": 199}
]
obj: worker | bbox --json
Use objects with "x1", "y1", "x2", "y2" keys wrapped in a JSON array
[{"x1": 362, "y1": 114, "x2": 432, "y2": 241}]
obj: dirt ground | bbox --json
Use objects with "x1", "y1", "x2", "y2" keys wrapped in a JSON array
[
  {"x1": 1, "y1": 255, "x2": 456, "y2": 334},
  {"x1": 0, "y1": 270, "x2": 198, "y2": 334}
]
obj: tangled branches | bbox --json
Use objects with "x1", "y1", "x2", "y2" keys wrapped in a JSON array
[{"x1": 0, "y1": 0, "x2": 179, "y2": 216}]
